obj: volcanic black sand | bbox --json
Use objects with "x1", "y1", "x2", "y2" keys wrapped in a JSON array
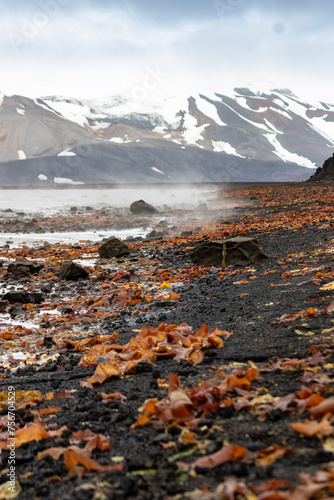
[{"x1": 0, "y1": 183, "x2": 333, "y2": 500}]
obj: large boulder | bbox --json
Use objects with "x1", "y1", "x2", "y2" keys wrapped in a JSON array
[
  {"x1": 98, "y1": 237, "x2": 130, "y2": 259},
  {"x1": 189, "y1": 237, "x2": 267, "y2": 267},
  {"x1": 59, "y1": 261, "x2": 89, "y2": 281},
  {"x1": 3, "y1": 291, "x2": 44, "y2": 304},
  {"x1": 7, "y1": 260, "x2": 44, "y2": 276},
  {"x1": 130, "y1": 200, "x2": 157, "y2": 215}
]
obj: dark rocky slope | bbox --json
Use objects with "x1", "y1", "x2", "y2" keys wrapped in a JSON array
[{"x1": 308, "y1": 153, "x2": 334, "y2": 181}]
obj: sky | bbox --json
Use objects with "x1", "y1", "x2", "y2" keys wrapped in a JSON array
[{"x1": 1, "y1": 0, "x2": 333, "y2": 102}]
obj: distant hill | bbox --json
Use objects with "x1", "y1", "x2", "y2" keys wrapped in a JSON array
[
  {"x1": 308, "y1": 154, "x2": 334, "y2": 181},
  {"x1": 0, "y1": 87, "x2": 333, "y2": 185}
]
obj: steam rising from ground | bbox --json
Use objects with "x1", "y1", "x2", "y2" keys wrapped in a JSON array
[
  {"x1": 0, "y1": 186, "x2": 220, "y2": 214},
  {"x1": 0, "y1": 185, "x2": 245, "y2": 247}
]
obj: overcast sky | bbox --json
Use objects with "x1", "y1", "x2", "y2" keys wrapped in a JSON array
[{"x1": 1, "y1": 0, "x2": 333, "y2": 102}]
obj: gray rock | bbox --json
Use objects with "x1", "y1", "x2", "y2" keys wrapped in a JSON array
[
  {"x1": 28, "y1": 292, "x2": 44, "y2": 304},
  {"x1": 145, "y1": 229, "x2": 165, "y2": 240},
  {"x1": 3, "y1": 291, "x2": 31, "y2": 304},
  {"x1": 130, "y1": 199, "x2": 157, "y2": 215},
  {"x1": 3, "y1": 291, "x2": 44, "y2": 304},
  {"x1": 0, "y1": 300, "x2": 8, "y2": 312},
  {"x1": 59, "y1": 261, "x2": 89, "y2": 281},
  {"x1": 98, "y1": 237, "x2": 130, "y2": 259},
  {"x1": 189, "y1": 236, "x2": 268, "y2": 267},
  {"x1": 7, "y1": 260, "x2": 44, "y2": 276}
]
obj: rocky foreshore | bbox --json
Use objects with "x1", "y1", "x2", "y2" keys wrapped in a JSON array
[{"x1": 0, "y1": 184, "x2": 333, "y2": 500}]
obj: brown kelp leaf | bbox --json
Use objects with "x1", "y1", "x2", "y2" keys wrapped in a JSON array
[
  {"x1": 54, "y1": 390, "x2": 74, "y2": 400},
  {"x1": 48, "y1": 426, "x2": 68, "y2": 438},
  {"x1": 39, "y1": 445, "x2": 123, "y2": 476},
  {"x1": 38, "y1": 407, "x2": 62, "y2": 416},
  {"x1": 289, "y1": 482, "x2": 330, "y2": 500},
  {"x1": 252, "y1": 480, "x2": 293, "y2": 493},
  {"x1": 15, "y1": 422, "x2": 50, "y2": 447},
  {"x1": 255, "y1": 445, "x2": 291, "y2": 467},
  {"x1": 291, "y1": 418, "x2": 334, "y2": 437},
  {"x1": 100, "y1": 392, "x2": 127, "y2": 403},
  {"x1": 130, "y1": 414, "x2": 151, "y2": 429},
  {"x1": 63, "y1": 449, "x2": 122, "y2": 475},
  {"x1": 38, "y1": 446, "x2": 66, "y2": 461},
  {"x1": 70, "y1": 429, "x2": 110, "y2": 452},
  {"x1": 183, "y1": 444, "x2": 250, "y2": 471},
  {"x1": 82, "y1": 323, "x2": 233, "y2": 385},
  {"x1": 87, "y1": 363, "x2": 120, "y2": 384},
  {"x1": 309, "y1": 397, "x2": 334, "y2": 419}
]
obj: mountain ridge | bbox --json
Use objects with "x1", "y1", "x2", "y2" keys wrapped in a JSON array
[{"x1": 0, "y1": 87, "x2": 333, "y2": 185}]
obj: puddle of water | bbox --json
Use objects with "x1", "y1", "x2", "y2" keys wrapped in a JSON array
[
  {"x1": 0, "y1": 227, "x2": 151, "y2": 248},
  {"x1": 0, "y1": 315, "x2": 37, "y2": 330}
]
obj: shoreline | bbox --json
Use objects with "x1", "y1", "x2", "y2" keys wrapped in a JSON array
[
  {"x1": 0, "y1": 182, "x2": 334, "y2": 499},
  {"x1": 0, "y1": 181, "x2": 297, "y2": 190}
]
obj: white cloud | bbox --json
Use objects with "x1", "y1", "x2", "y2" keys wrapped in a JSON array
[{"x1": 0, "y1": 3, "x2": 333, "y2": 102}]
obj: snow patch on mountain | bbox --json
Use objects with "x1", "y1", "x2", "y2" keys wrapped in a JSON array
[
  {"x1": 85, "y1": 95, "x2": 130, "y2": 118},
  {"x1": 16, "y1": 108, "x2": 25, "y2": 115},
  {"x1": 33, "y1": 98, "x2": 63, "y2": 118},
  {"x1": 38, "y1": 174, "x2": 48, "y2": 181},
  {"x1": 150, "y1": 96, "x2": 187, "y2": 126},
  {"x1": 221, "y1": 100, "x2": 270, "y2": 132},
  {"x1": 264, "y1": 133, "x2": 316, "y2": 168},
  {"x1": 85, "y1": 95, "x2": 187, "y2": 128},
  {"x1": 54, "y1": 177, "x2": 84, "y2": 185},
  {"x1": 272, "y1": 107, "x2": 292, "y2": 120},
  {"x1": 309, "y1": 118, "x2": 334, "y2": 144},
  {"x1": 90, "y1": 121, "x2": 110, "y2": 130},
  {"x1": 57, "y1": 148, "x2": 76, "y2": 157},
  {"x1": 151, "y1": 167, "x2": 165, "y2": 175},
  {"x1": 109, "y1": 137, "x2": 132, "y2": 144},
  {"x1": 18, "y1": 150, "x2": 26, "y2": 160},
  {"x1": 235, "y1": 96, "x2": 268, "y2": 114},
  {"x1": 273, "y1": 95, "x2": 308, "y2": 120},
  {"x1": 264, "y1": 119, "x2": 283, "y2": 135},
  {"x1": 43, "y1": 99, "x2": 90, "y2": 128},
  {"x1": 183, "y1": 114, "x2": 208, "y2": 147},
  {"x1": 109, "y1": 137, "x2": 125, "y2": 143},
  {"x1": 212, "y1": 141, "x2": 245, "y2": 158},
  {"x1": 195, "y1": 96, "x2": 227, "y2": 126}
]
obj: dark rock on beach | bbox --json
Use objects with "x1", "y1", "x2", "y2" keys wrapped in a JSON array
[
  {"x1": 0, "y1": 300, "x2": 8, "y2": 312},
  {"x1": 145, "y1": 229, "x2": 165, "y2": 240},
  {"x1": 98, "y1": 237, "x2": 130, "y2": 259},
  {"x1": 130, "y1": 199, "x2": 157, "y2": 215},
  {"x1": 7, "y1": 260, "x2": 44, "y2": 276},
  {"x1": 58, "y1": 261, "x2": 89, "y2": 281},
  {"x1": 3, "y1": 291, "x2": 44, "y2": 304},
  {"x1": 189, "y1": 236, "x2": 268, "y2": 267}
]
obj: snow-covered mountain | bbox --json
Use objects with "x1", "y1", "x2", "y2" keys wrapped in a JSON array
[
  {"x1": 0, "y1": 87, "x2": 333, "y2": 185},
  {"x1": 0, "y1": 93, "x2": 97, "y2": 163}
]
